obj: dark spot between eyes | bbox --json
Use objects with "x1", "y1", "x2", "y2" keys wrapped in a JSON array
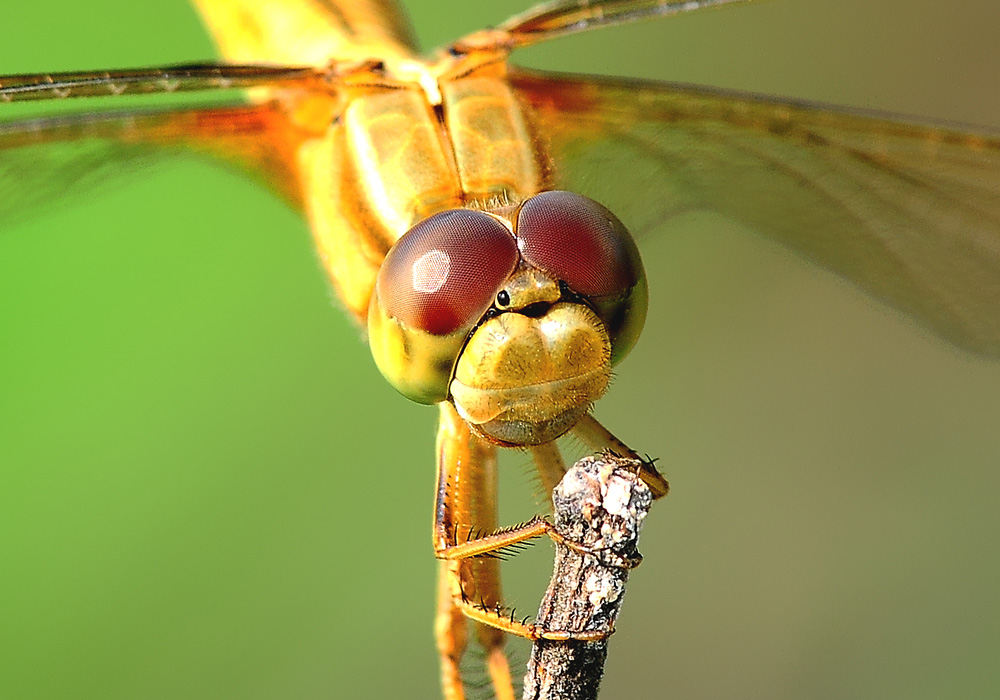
[{"x1": 518, "y1": 302, "x2": 551, "y2": 318}]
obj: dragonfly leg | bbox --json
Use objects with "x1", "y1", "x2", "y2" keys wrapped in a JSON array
[
  {"x1": 434, "y1": 559, "x2": 468, "y2": 700},
  {"x1": 433, "y1": 404, "x2": 615, "y2": 698},
  {"x1": 434, "y1": 402, "x2": 516, "y2": 700},
  {"x1": 572, "y1": 413, "x2": 670, "y2": 498},
  {"x1": 528, "y1": 441, "x2": 568, "y2": 498}
]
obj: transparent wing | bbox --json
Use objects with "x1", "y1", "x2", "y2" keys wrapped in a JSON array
[
  {"x1": 511, "y1": 69, "x2": 1000, "y2": 355},
  {"x1": 0, "y1": 100, "x2": 309, "y2": 226},
  {"x1": 0, "y1": 0, "x2": 410, "y2": 229},
  {"x1": 492, "y1": 0, "x2": 750, "y2": 48},
  {"x1": 0, "y1": 64, "x2": 321, "y2": 104}
]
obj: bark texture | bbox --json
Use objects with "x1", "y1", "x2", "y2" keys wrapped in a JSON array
[{"x1": 522, "y1": 454, "x2": 652, "y2": 700}]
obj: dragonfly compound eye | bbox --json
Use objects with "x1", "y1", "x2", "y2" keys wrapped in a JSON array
[
  {"x1": 368, "y1": 209, "x2": 518, "y2": 404},
  {"x1": 515, "y1": 191, "x2": 648, "y2": 364}
]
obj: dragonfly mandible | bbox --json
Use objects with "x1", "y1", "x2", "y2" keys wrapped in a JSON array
[{"x1": 1, "y1": 1, "x2": 1000, "y2": 700}]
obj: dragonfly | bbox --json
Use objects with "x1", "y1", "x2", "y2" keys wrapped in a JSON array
[{"x1": 5, "y1": 1, "x2": 1000, "y2": 700}]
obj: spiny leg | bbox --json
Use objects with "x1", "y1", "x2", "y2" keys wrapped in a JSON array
[
  {"x1": 463, "y1": 412, "x2": 516, "y2": 700},
  {"x1": 572, "y1": 413, "x2": 670, "y2": 498},
  {"x1": 435, "y1": 559, "x2": 468, "y2": 700},
  {"x1": 434, "y1": 402, "x2": 516, "y2": 700},
  {"x1": 434, "y1": 409, "x2": 614, "y2": 697},
  {"x1": 435, "y1": 406, "x2": 616, "y2": 617}
]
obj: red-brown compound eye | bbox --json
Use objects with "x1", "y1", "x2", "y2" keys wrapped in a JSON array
[
  {"x1": 515, "y1": 190, "x2": 642, "y2": 298},
  {"x1": 377, "y1": 209, "x2": 518, "y2": 336}
]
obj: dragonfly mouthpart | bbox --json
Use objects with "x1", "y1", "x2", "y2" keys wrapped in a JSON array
[{"x1": 449, "y1": 302, "x2": 611, "y2": 445}]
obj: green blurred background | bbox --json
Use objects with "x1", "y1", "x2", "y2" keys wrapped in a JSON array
[{"x1": 2, "y1": 1, "x2": 999, "y2": 698}]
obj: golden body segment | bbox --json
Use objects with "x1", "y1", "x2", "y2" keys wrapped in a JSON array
[
  {"x1": 191, "y1": 0, "x2": 418, "y2": 67},
  {"x1": 302, "y1": 65, "x2": 547, "y2": 322},
  {"x1": 313, "y1": 84, "x2": 462, "y2": 318}
]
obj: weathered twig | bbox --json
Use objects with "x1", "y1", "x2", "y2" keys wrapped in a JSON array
[{"x1": 522, "y1": 453, "x2": 653, "y2": 700}]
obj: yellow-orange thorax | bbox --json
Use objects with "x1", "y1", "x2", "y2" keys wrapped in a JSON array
[{"x1": 298, "y1": 56, "x2": 548, "y2": 322}]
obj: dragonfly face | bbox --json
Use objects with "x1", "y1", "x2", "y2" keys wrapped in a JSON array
[
  {"x1": 3, "y1": 2, "x2": 1000, "y2": 700},
  {"x1": 370, "y1": 191, "x2": 646, "y2": 445}
]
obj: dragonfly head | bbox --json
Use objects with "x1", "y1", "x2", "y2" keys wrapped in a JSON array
[{"x1": 368, "y1": 191, "x2": 647, "y2": 445}]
